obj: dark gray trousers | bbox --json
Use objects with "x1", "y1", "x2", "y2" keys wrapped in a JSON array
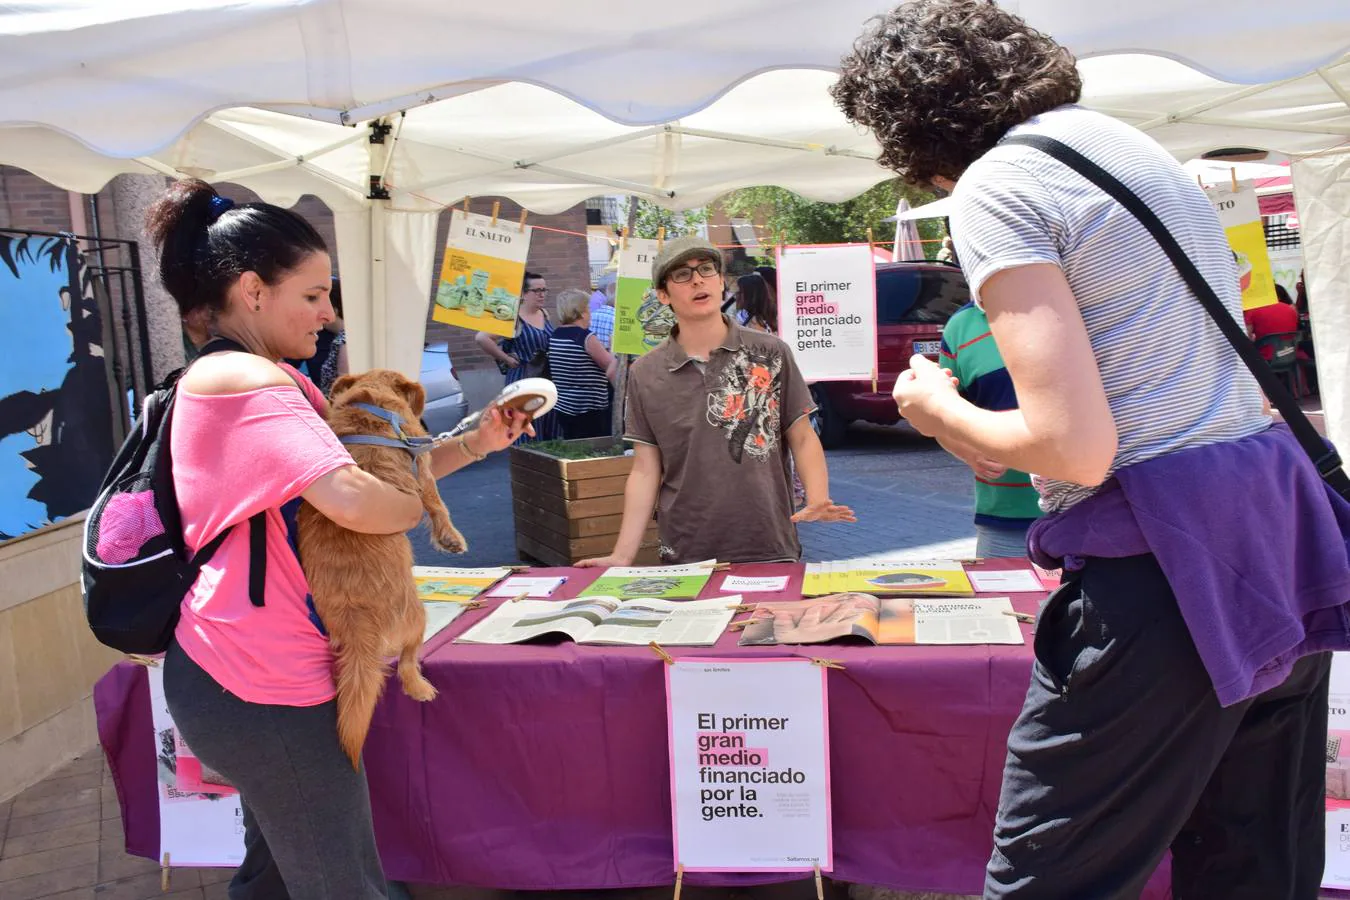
[
  {"x1": 164, "y1": 641, "x2": 388, "y2": 900},
  {"x1": 987, "y1": 554, "x2": 1331, "y2": 899}
]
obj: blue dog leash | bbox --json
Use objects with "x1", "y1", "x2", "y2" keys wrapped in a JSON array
[{"x1": 339, "y1": 402, "x2": 437, "y2": 477}]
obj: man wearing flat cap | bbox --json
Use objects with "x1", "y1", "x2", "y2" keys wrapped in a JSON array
[{"x1": 579, "y1": 236, "x2": 854, "y2": 567}]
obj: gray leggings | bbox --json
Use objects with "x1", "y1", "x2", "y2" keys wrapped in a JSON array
[{"x1": 164, "y1": 641, "x2": 388, "y2": 900}]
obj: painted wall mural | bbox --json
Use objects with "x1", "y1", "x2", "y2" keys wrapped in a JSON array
[{"x1": 0, "y1": 233, "x2": 115, "y2": 541}]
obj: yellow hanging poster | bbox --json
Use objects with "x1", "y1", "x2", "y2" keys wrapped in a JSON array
[
  {"x1": 433, "y1": 210, "x2": 533, "y2": 337},
  {"x1": 1205, "y1": 182, "x2": 1278, "y2": 311}
]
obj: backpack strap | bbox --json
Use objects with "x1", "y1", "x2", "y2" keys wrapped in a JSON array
[
  {"x1": 186, "y1": 335, "x2": 274, "y2": 607},
  {"x1": 1001, "y1": 134, "x2": 1348, "y2": 501}
]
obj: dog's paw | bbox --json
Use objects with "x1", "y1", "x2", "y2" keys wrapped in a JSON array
[
  {"x1": 431, "y1": 526, "x2": 467, "y2": 554},
  {"x1": 403, "y1": 675, "x2": 438, "y2": 702}
]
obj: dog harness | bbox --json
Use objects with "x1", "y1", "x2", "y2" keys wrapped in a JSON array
[{"x1": 339, "y1": 402, "x2": 437, "y2": 477}]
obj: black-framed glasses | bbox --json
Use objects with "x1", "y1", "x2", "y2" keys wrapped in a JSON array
[
  {"x1": 524, "y1": 286, "x2": 548, "y2": 295},
  {"x1": 668, "y1": 261, "x2": 720, "y2": 284}
]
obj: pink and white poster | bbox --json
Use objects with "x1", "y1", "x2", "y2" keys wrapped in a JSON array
[
  {"x1": 775, "y1": 244, "x2": 878, "y2": 382},
  {"x1": 665, "y1": 658, "x2": 833, "y2": 872}
]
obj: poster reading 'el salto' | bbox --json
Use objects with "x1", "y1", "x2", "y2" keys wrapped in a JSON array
[
  {"x1": 612, "y1": 238, "x2": 674, "y2": 357},
  {"x1": 776, "y1": 244, "x2": 878, "y2": 381},
  {"x1": 1204, "y1": 182, "x2": 1278, "y2": 311},
  {"x1": 433, "y1": 210, "x2": 533, "y2": 338}
]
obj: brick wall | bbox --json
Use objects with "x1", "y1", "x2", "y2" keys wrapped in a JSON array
[{"x1": 0, "y1": 166, "x2": 73, "y2": 233}]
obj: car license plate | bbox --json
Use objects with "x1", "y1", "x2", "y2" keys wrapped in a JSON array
[{"x1": 913, "y1": 340, "x2": 941, "y2": 356}]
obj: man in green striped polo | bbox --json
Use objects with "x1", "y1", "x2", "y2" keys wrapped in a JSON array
[{"x1": 938, "y1": 302, "x2": 1043, "y2": 557}]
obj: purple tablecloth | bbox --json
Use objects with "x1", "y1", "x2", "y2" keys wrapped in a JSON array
[{"x1": 95, "y1": 561, "x2": 1170, "y2": 896}]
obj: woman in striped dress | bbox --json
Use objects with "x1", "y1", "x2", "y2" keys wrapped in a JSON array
[
  {"x1": 475, "y1": 271, "x2": 559, "y2": 441},
  {"x1": 547, "y1": 289, "x2": 616, "y2": 439}
]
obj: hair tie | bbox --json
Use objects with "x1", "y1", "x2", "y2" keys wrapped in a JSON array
[{"x1": 207, "y1": 195, "x2": 234, "y2": 222}]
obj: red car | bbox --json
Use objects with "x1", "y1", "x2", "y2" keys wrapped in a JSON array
[{"x1": 809, "y1": 261, "x2": 971, "y2": 447}]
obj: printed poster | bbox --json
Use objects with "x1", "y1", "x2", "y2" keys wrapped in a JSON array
[
  {"x1": 666, "y1": 658, "x2": 832, "y2": 871},
  {"x1": 1204, "y1": 182, "x2": 1278, "y2": 311},
  {"x1": 612, "y1": 238, "x2": 675, "y2": 356},
  {"x1": 147, "y1": 666, "x2": 245, "y2": 868},
  {"x1": 433, "y1": 210, "x2": 533, "y2": 337},
  {"x1": 775, "y1": 244, "x2": 878, "y2": 381},
  {"x1": 1325, "y1": 654, "x2": 1350, "y2": 888}
]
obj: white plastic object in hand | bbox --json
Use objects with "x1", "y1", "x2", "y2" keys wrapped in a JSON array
[{"x1": 434, "y1": 378, "x2": 558, "y2": 444}]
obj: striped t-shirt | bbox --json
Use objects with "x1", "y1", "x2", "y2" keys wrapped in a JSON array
[
  {"x1": 940, "y1": 303, "x2": 1043, "y2": 527},
  {"x1": 950, "y1": 104, "x2": 1269, "y2": 513},
  {"x1": 547, "y1": 325, "x2": 611, "y2": 415}
]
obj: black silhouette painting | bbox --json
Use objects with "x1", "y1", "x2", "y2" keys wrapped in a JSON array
[{"x1": 0, "y1": 233, "x2": 115, "y2": 541}]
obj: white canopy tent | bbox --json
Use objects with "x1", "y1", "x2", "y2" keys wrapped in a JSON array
[{"x1": 2, "y1": 1, "x2": 1348, "y2": 444}]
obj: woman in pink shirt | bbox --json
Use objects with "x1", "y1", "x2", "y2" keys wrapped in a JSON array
[{"x1": 147, "y1": 179, "x2": 528, "y2": 899}]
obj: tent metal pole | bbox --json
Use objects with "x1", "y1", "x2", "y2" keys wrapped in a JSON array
[
  {"x1": 1134, "y1": 74, "x2": 1308, "y2": 131},
  {"x1": 512, "y1": 126, "x2": 663, "y2": 168},
  {"x1": 666, "y1": 125, "x2": 875, "y2": 159},
  {"x1": 205, "y1": 118, "x2": 367, "y2": 194},
  {"x1": 133, "y1": 157, "x2": 182, "y2": 178},
  {"x1": 1316, "y1": 66, "x2": 1350, "y2": 111},
  {"x1": 1181, "y1": 115, "x2": 1350, "y2": 136},
  {"x1": 514, "y1": 162, "x2": 672, "y2": 199}
]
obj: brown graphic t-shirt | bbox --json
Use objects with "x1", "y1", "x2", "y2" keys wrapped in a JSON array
[{"x1": 624, "y1": 316, "x2": 816, "y2": 564}]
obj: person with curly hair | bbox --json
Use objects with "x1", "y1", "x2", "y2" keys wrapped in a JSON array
[{"x1": 834, "y1": 2, "x2": 1347, "y2": 898}]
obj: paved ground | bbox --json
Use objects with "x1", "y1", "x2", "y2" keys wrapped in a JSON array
[{"x1": 411, "y1": 422, "x2": 976, "y2": 568}]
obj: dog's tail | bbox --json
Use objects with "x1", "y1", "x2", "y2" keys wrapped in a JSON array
[{"x1": 331, "y1": 619, "x2": 388, "y2": 771}]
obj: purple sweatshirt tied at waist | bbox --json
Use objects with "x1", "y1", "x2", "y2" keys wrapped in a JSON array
[{"x1": 1028, "y1": 424, "x2": 1350, "y2": 707}]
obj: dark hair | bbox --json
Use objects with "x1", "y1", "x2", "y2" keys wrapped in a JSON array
[
  {"x1": 144, "y1": 179, "x2": 328, "y2": 317},
  {"x1": 328, "y1": 277, "x2": 344, "y2": 318},
  {"x1": 737, "y1": 273, "x2": 777, "y2": 331},
  {"x1": 522, "y1": 271, "x2": 544, "y2": 289},
  {"x1": 1274, "y1": 284, "x2": 1293, "y2": 305},
  {"x1": 830, "y1": 0, "x2": 1082, "y2": 184},
  {"x1": 754, "y1": 266, "x2": 778, "y2": 298}
]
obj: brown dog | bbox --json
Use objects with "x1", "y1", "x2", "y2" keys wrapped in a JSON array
[{"x1": 297, "y1": 369, "x2": 467, "y2": 769}]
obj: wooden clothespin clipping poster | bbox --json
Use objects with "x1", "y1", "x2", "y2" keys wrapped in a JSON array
[
  {"x1": 866, "y1": 227, "x2": 875, "y2": 251},
  {"x1": 126, "y1": 654, "x2": 160, "y2": 667},
  {"x1": 727, "y1": 619, "x2": 752, "y2": 631},
  {"x1": 657, "y1": 225, "x2": 666, "y2": 251},
  {"x1": 1003, "y1": 610, "x2": 1036, "y2": 624},
  {"x1": 510, "y1": 591, "x2": 529, "y2": 604},
  {"x1": 810, "y1": 658, "x2": 846, "y2": 670},
  {"x1": 621, "y1": 225, "x2": 629, "y2": 251},
  {"x1": 519, "y1": 209, "x2": 529, "y2": 232},
  {"x1": 462, "y1": 196, "x2": 470, "y2": 212},
  {"x1": 1231, "y1": 167, "x2": 1239, "y2": 193},
  {"x1": 161, "y1": 853, "x2": 171, "y2": 891},
  {"x1": 673, "y1": 862, "x2": 685, "y2": 900},
  {"x1": 814, "y1": 861, "x2": 824, "y2": 900},
  {"x1": 1197, "y1": 174, "x2": 1205, "y2": 189},
  {"x1": 871, "y1": 366, "x2": 878, "y2": 396},
  {"x1": 711, "y1": 561, "x2": 732, "y2": 571},
  {"x1": 490, "y1": 201, "x2": 501, "y2": 227},
  {"x1": 649, "y1": 641, "x2": 675, "y2": 665}
]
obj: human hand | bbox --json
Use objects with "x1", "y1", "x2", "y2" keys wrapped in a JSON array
[
  {"x1": 577, "y1": 553, "x2": 633, "y2": 568},
  {"x1": 967, "y1": 456, "x2": 1008, "y2": 481},
  {"x1": 791, "y1": 499, "x2": 857, "y2": 523},
  {"x1": 469, "y1": 404, "x2": 534, "y2": 454},
  {"x1": 893, "y1": 354, "x2": 961, "y2": 437},
  {"x1": 502, "y1": 356, "x2": 521, "y2": 369}
]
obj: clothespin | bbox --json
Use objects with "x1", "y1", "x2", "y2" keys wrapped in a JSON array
[
  {"x1": 814, "y1": 862, "x2": 824, "y2": 900},
  {"x1": 490, "y1": 201, "x2": 501, "y2": 227},
  {"x1": 1230, "y1": 167, "x2": 1239, "y2": 193},
  {"x1": 674, "y1": 863, "x2": 685, "y2": 899},
  {"x1": 649, "y1": 641, "x2": 675, "y2": 665},
  {"x1": 728, "y1": 619, "x2": 752, "y2": 631},
  {"x1": 507, "y1": 564, "x2": 531, "y2": 572},
  {"x1": 161, "y1": 853, "x2": 171, "y2": 891},
  {"x1": 519, "y1": 209, "x2": 529, "y2": 232},
  {"x1": 1197, "y1": 174, "x2": 1205, "y2": 189},
  {"x1": 126, "y1": 654, "x2": 159, "y2": 667},
  {"x1": 711, "y1": 561, "x2": 732, "y2": 571},
  {"x1": 866, "y1": 227, "x2": 875, "y2": 251},
  {"x1": 621, "y1": 226, "x2": 629, "y2": 251},
  {"x1": 462, "y1": 196, "x2": 470, "y2": 212},
  {"x1": 510, "y1": 591, "x2": 529, "y2": 603},
  {"x1": 957, "y1": 557, "x2": 986, "y2": 565},
  {"x1": 657, "y1": 226, "x2": 666, "y2": 251},
  {"x1": 729, "y1": 604, "x2": 758, "y2": 612},
  {"x1": 811, "y1": 658, "x2": 846, "y2": 670},
  {"x1": 1003, "y1": 610, "x2": 1036, "y2": 624},
  {"x1": 871, "y1": 367, "x2": 878, "y2": 395}
]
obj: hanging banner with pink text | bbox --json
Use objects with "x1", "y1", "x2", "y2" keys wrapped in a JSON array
[{"x1": 776, "y1": 244, "x2": 878, "y2": 381}]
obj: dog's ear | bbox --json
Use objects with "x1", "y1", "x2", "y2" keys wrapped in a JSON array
[
  {"x1": 396, "y1": 375, "x2": 427, "y2": 417},
  {"x1": 329, "y1": 374, "x2": 359, "y2": 400}
]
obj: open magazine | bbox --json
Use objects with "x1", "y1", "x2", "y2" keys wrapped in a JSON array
[
  {"x1": 456, "y1": 595, "x2": 739, "y2": 646},
  {"x1": 738, "y1": 593, "x2": 1024, "y2": 646}
]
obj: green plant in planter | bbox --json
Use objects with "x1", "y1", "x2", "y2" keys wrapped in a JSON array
[{"x1": 530, "y1": 439, "x2": 628, "y2": 460}]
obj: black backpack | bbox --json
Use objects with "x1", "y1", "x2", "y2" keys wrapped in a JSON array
[{"x1": 82, "y1": 338, "x2": 267, "y2": 654}]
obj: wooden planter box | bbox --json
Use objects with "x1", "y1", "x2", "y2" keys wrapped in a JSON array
[{"x1": 509, "y1": 437, "x2": 660, "y2": 566}]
